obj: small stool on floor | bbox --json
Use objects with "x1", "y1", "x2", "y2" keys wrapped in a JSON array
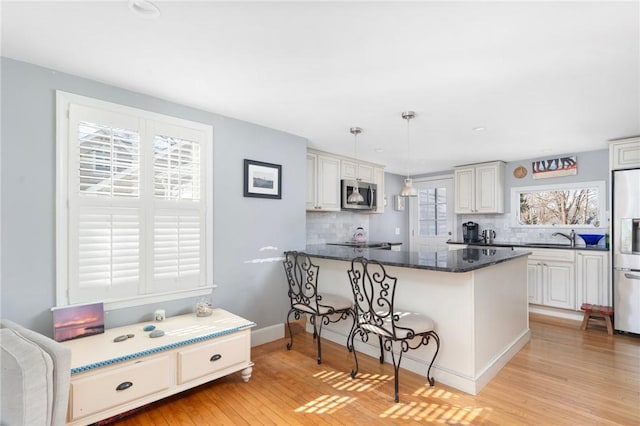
[{"x1": 580, "y1": 303, "x2": 614, "y2": 335}]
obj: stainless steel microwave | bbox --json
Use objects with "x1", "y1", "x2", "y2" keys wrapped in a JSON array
[{"x1": 341, "y1": 180, "x2": 377, "y2": 211}]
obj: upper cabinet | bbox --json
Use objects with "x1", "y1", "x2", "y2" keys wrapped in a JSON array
[
  {"x1": 341, "y1": 160, "x2": 374, "y2": 183},
  {"x1": 306, "y1": 152, "x2": 341, "y2": 211},
  {"x1": 610, "y1": 137, "x2": 640, "y2": 170},
  {"x1": 307, "y1": 149, "x2": 385, "y2": 213},
  {"x1": 454, "y1": 161, "x2": 505, "y2": 214}
]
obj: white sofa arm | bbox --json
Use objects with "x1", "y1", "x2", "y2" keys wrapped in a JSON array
[{"x1": 1, "y1": 319, "x2": 71, "y2": 426}]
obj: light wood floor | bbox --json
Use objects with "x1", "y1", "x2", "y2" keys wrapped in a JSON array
[{"x1": 109, "y1": 314, "x2": 639, "y2": 425}]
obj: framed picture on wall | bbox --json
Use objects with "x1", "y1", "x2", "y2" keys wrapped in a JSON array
[{"x1": 243, "y1": 159, "x2": 282, "y2": 199}]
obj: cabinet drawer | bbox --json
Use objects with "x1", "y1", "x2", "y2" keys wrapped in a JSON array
[
  {"x1": 178, "y1": 332, "x2": 249, "y2": 384},
  {"x1": 528, "y1": 248, "x2": 575, "y2": 262},
  {"x1": 70, "y1": 355, "x2": 171, "y2": 420}
]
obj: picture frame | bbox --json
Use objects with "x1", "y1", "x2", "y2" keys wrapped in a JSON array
[
  {"x1": 51, "y1": 302, "x2": 105, "y2": 342},
  {"x1": 244, "y1": 159, "x2": 282, "y2": 199}
]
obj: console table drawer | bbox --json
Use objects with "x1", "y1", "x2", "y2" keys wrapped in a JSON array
[
  {"x1": 69, "y1": 355, "x2": 171, "y2": 420},
  {"x1": 178, "y1": 332, "x2": 249, "y2": 384}
]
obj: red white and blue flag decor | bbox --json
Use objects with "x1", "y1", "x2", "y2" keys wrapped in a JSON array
[{"x1": 532, "y1": 156, "x2": 577, "y2": 179}]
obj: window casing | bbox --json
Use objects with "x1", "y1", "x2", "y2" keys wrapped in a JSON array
[
  {"x1": 511, "y1": 181, "x2": 606, "y2": 228},
  {"x1": 56, "y1": 92, "x2": 213, "y2": 309}
]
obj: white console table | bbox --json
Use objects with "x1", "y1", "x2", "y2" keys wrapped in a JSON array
[{"x1": 61, "y1": 309, "x2": 255, "y2": 425}]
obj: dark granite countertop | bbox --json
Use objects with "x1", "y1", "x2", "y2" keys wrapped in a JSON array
[
  {"x1": 446, "y1": 240, "x2": 609, "y2": 252},
  {"x1": 304, "y1": 244, "x2": 530, "y2": 273}
]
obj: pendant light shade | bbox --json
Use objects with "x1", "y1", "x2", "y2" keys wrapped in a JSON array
[
  {"x1": 400, "y1": 111, "x2": 417, "y2": 197},
  {"x1": 400, "y1": 177, "x2": 418, "y2": 197},
  {"x1": 347, "y1": 127, "x2": 365, "y2": 203}
]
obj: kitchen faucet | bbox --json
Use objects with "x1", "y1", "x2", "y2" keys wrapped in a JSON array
[{"x1": 551, "y1": 229, "x2": 576, "y2": 247}]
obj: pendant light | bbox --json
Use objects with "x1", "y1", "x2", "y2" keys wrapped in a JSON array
[
  {"x1": 400, "y1": 111, "x2": 418, "y2": 197},
  {"x1": 347, "y1": 127, "x2": 365, "y2": 203}
]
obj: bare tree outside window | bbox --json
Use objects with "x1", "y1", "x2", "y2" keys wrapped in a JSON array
[{"x1": 513, "y1": 182, "x2": 605, "y2": 228}]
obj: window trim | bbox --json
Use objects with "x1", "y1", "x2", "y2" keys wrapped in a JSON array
[
  {"x1": 56, "y1": 91, "x2": 214, "y2": 310},
  {"x1": 510, "y1": 180, "x2": 607, "y2": 229}
]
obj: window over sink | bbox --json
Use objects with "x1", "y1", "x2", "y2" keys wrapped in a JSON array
[{"x1": 511, "y1": 181, "x2": 606, "y2": 228}]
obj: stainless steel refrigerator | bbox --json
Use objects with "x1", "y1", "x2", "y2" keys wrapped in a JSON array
[{"x1": 613, "y1": 168, "x2": 640, "y2": 333}]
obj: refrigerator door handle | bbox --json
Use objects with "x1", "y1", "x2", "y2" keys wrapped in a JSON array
[{"x1": 624, "y1": 273, "x2": 640, "y2": 280}]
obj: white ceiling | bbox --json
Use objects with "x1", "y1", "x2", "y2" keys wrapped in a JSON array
[{"x1": 2, "y1": 1, "x2": 639, "y2": 175}]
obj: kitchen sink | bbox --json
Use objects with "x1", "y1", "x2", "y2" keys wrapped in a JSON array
[{"x1": 525, "y1": 243, "x2": 571, "y2": 247}]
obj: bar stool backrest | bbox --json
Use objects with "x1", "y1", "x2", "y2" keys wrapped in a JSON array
[
  {"x1": 348, "y1": 256, "x2": 412, "y2": 340},
  {"x1": 283, "y1": 251, "x2": 322, "y2": 315}
]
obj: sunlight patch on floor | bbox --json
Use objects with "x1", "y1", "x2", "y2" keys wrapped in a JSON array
[
  {"x1": 415, "y1": 386, "x2": 457, "y2": 400},
  {"x1": 294, "y1": 394, "x2": 356, "y2": 414},
  {"x1": 314, "y1": 370, "x2": 392, "y2": 392},
  {"x1": 380, "y1": 401, "x2": 486, "y2": 423}
]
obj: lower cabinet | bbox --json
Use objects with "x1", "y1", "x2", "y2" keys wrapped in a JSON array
[
  {"x1": 527, "y1": 248, "x2": 609, "y2": 311},
  {"x1": 527, "y1": 248, "x2": 576, "y2": 310},
  {"x1": 577, "y1": 250, "x2": 610, "y2": 306},
  {"x1": 63, "y1": 310, "x2": 254, "y2": 425}
]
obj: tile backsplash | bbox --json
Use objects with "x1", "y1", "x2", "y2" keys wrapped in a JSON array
[
  {"x1": 306, "y1": 211, "x2": 370, "y2": 244},
  {"x1": 457, "y1": 214, "x2": 609, "y2": 247}
]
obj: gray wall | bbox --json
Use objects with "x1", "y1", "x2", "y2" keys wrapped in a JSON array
[
  {"x1": 404, "y1": 149, "x2": 611, "y2": 243},
  {"x1": 369, "y1": 173, "x2": 409, "y2": 247},
  {"x1": 0, "y1": 58, "x2": 307, "y2": 336}
]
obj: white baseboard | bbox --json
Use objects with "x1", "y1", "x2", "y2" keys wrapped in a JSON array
[
  {"x1": 529, "y1": 305, "x2": 583, "y2": 322},
  {"x1": 316, "y1": 326, "x2": 530, "y2": 395},
  {"x1": 251, "y1": 323, "x2": 284, "y2": 347}
]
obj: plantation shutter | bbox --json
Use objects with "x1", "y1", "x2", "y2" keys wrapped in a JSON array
[
  {"x1": 146, "y1": 122, "x2": 206, "y2": 294},
  {"x1": 68, "y1": 105, "x2": 143, "y2": 303},
  {"x1": 65, "y1": 102, "x2": 209, "y2": 305}
]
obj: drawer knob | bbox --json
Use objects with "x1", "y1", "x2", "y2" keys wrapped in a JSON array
[
  {"x1": 210, "y1": 354, "x2": 223, "y2": 362},
  {"x1": 116, "y1": 381, "x2": 133, "y2": 391}
]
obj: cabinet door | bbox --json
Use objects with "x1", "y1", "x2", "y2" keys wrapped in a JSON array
[
  {"x1": 475, "y1": 163, "x2": 503, "y2": 213},
  {"x1": 454, "y1": 167, "x2": 475, "y2": 213},
  {"x1": 306, "y1": 153, "x2": 318, "y2": 210},
  {"x1": 358, "y1": 164, "x2": 375, "y2": 182},
  {"x1": 341, "y1": 160, "x2": 358, "y2": 180},
  {"x1": 527, "y1": 261, "x2": 543, "y2": 304},
  {"x1": 542, "y1": 261, "x2": 575, "y2": 309},
  {"x1": 577, "y1": 251, "x2": 609, "y2": 306},
  {"x1": 610, "y1": 138, "x2": 640, "y2": 170},
  {"x1": 317, "y1": 155, "x2": 341, "y2": 211}
]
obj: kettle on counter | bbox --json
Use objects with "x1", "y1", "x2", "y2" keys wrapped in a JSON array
[
  {"x1": 352, "y1": 227, "x2": 367, "y2": 243},
  {"x1": 482, "y1": 229, "x2": 496, "y2": 244}
]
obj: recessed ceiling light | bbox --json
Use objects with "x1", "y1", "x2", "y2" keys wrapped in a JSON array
[
  {"x1": 473, "y1": 126, "x2": 486, "y2": 132},
  {"x1": 128, "y1": 0, "x2": 160, "y2": 19},
  {"x1": 374, "y1": 148, "x2": 384, "y2": 153}
]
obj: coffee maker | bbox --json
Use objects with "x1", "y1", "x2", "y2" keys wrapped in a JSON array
[{"x1": 462, "y1": 221, "x2": 481, "y2": 243}]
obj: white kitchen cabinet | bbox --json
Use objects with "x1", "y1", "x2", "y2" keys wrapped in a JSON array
[
  {"x1": 308, "y1": 149, "x2": 384, "y2": 213},
  {"x1": 454, "y1": 161, "x2": 505, "y2": 214},
  {"x1": 609, "y1": 137, "x2": 640, "y2": 170},
  {"x1": 62, "y1": 310, "x2": 254, "y2": 426},
  {"x1": 527, "y1": 248, "x2": 576, "y2": 310},
  {"x1": 577, "y1": 250, "x2": 610, "y2": 306},
  {"x1": 341, "y1": 160, "x2": 374, "y2": 183},
  {"x1": 527, "y1": 261, "x2": 543, "y2": 304},
  {"x1": 307, "y1": 152, "x2": 341, "y2": 211}
]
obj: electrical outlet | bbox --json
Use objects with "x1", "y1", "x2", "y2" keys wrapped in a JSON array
[{"x1": 395, "y1": 227, "x2": 400, "y2": 235}]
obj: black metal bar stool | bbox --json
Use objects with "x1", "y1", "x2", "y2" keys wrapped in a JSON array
[
  {"x1": 347, "y1": 256, "x2": 440, "y2": 402},
  {"x1": 282, "y1": 251, "x2": 356, "y2": 364}
]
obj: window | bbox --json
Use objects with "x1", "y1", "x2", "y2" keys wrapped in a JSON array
[
  {"x1": 56, "y1": 92, "x2": 213, "y2": 309},
  {"x1": 511, "y1": 181, "x2": 606, "y2": 228},
  {"x1": 418, "y1": 187, "x2": 448, "y2": 236}
]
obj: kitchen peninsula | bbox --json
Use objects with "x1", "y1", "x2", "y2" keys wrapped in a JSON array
[{"x1": 303, "y1": 245, "x2": 531, "y2": 395}]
